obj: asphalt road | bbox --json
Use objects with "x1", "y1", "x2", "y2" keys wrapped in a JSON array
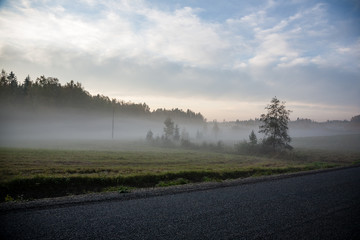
[{"x1": 1, "y1": 167, "x2": 360, "y2": 239}]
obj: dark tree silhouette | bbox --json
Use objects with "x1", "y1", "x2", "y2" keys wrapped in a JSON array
[
  {"x1": 0, "y1": 69, "x2": 8, "y2": 86},
  {"x1": 8, "y1": 71, "x2": 18, "y2": 88},
  {"x1": 0, "y1": 69, "x2": 206, "y2": 123},
  {"x1": 23, "y1": 75, "x2": 32, "y2": 95},
  {"x1": 259, "y1": 97, "x2": 292, "y2": 151},
  {"x1": 351, "y1": 115, "x2": 360, "y2": 123},
  {"x1": 249, "y1": 130, "x2": 257, "y2": 145},
  {"x1": 163, "y1": 117, "x2": 175, "y2": 140},
  {"x1": 146, "y1": 130, "x2": 154, "y2": 141}
]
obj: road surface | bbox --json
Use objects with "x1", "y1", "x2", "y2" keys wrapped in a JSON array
[{"x1": 1, "y1": 167, "x2": 360, "y2": 239}]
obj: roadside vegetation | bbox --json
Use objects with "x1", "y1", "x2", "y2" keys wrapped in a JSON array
[{"x1": 1, "y1": 136, "x2": 359, "y2": 202}]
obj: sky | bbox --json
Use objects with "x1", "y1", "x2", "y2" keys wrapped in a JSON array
[{"x1": 0, "y1": 0, "x2": 359, "y2": 122}]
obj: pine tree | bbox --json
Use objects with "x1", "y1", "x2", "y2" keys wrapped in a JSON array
[
  {"x1": 7, "y1": 71, "x2": 18, "y2": 89},
  {"x1": 0, "y1": 69, "x2": 8, "y2": 86},
  {"x1": 249, "y1": 130, "x2": 257, "y2": 145},
  {"x1": 23, "y1": 75, "x2": 32, "y2": 95}
]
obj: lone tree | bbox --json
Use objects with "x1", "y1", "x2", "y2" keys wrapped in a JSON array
[{"x1": 259, "y1": 97, "x2": 292, "y2": 151}]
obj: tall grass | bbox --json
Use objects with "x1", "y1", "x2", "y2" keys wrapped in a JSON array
[
  {"x1": 0, "y1": 164, "x2": 340, "y2": 201},
  {"x1": 1, "y1": 137, "x2": 359, "y2": 202}
]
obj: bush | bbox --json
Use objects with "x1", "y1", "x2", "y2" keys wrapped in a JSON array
[
  {"x1": 180, "y1": 139, "x2": 198, "y2": 149},
  {"x1": 234, "y1": 140, "x2": 263, "y2": 154},
  {"x1": 118, "y1": 186, "x2": 131, "y2": 193},
  {"x1": 235, "y1": 138, "x2": 294, "y2": 155},
  {"x1": 5, "y1": 194, "x2": 14, "y2": 202}
]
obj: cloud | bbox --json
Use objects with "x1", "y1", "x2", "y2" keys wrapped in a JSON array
[
  {"x1": 246, "y1": 3, "x2": 329, "y2": 68},
  {"x1": 249, "y1": 33, "x2": 299, "y2": 66},
  {"x1": 227, "y1": 10, "x2": 267, "y2": 27},
  {"x1": 0, "y1": 0, "x2": 359, "y2": 121},
  {"x1": 139, "y1": 6, "x2": 229, "y2": 67},
  {"x1": 0, "y1": 0, "x2": 231, "y2": 69},
  {"x1": 1, "y1": 0, "x2": 358, "y2": 71}
]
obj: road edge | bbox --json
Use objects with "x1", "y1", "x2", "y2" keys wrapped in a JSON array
[{"x1": 1, "y1": 164, "x2": 359, "y2": 212}]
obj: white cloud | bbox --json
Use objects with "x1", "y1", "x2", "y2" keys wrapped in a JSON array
[
  {"x1": 1, "y1": 0, "x2": 356, "y2": 71},
  {"x1": 337, "y1": 39, "x2": 360, "y2": 56},
  {"x1": 0, "y1": 0, "x2": 230, "y2": 68},
  {"x1": 249, "y1": 33, "x2": 299, "y2": 66},
  {"x1": 337, "y1": 47, "x2": 351, "y2": 53},
  {"x1": 244, "y1": 2, "x2": 358, "y2": 71},
  {"x1": 0, "y1": 0, "x2": 359, "y2": 121},
  {"x1": 140, "y1": 6, "x2": 229, "y2": 67},
  {"x1": 227, "y1": 10, "x2": 267, "y2": 27},
  {"x1": 277, "y1": 57, "x2": 309, "y2": 68}
]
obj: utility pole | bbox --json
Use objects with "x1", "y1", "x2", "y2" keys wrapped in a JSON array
[{"x1": 112, "y1": 106, "x2": 115, "y2": 139}]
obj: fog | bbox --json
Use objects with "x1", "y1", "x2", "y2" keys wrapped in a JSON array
[
  {"x1": 0, "y1": 106, "x2": 206, "y2": 148},
  {"x1": 1, "y1": 108, "x2": 159, "y2": 141},
  {"x1": 1, "y1": 105, "x2": 359, "y2": 151},
  {"x1": 207, "y1": 122, "x2": 360, "y2": 150}
]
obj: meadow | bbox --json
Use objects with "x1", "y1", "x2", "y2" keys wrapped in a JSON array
[{"x1": 1, "y1": 134, "x2": 360, "y2": 201}]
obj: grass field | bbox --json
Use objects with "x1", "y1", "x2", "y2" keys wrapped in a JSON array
[
  {"x1": 1, "y1": 134, "x2": 360, "y2": 201},
  {"x1": 292, "y1": 134, "x2": 360, "y2": 152}
]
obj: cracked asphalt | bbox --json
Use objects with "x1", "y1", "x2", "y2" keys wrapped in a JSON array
[{"x1": 1, "y1": 167, "x2": 359, "y2": 239}]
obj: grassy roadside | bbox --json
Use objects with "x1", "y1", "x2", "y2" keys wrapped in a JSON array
[
  {"x1": 0, "y1": 166, "x2": 334, "y2": 201},
  {"x1": 1, "y1": 145, "x2": 359, "y2": 202}
]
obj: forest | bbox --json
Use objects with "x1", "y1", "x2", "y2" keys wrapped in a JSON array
[
  {"x1": 0, "y1": 69, "x2": 205, "y2": 123},
  {"x1": 1, "y1": 69, "x2": 359, "y2": 145}
]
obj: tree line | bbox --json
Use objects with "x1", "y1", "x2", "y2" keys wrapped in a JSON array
[{"x1": 0, "y1": 69, "x2": 205, "y2": 122}]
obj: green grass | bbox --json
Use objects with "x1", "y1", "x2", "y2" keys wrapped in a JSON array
[
  {"x1": 292, "y1": 134, "x2": 360, "y2": 152},
  {"x1": 1, "y1": 136, "x2": 359, "y2": 201},
  {"x1": 2, "y1": 147, "x2": 356, "y2": 182},
  {"x1": 156, "y1": 178, "x2": 190, "y2": 187}
]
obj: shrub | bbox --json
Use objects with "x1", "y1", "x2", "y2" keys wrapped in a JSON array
[
  {"x1": 118, "y1": 186, "x2": 131, "y2": 193},
  {"x1": 5, "y1": 194, "x2": 14, "y2": 202},
  {"x1": 180, "y1": 139, "x2": 198, "y2": 149}
]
